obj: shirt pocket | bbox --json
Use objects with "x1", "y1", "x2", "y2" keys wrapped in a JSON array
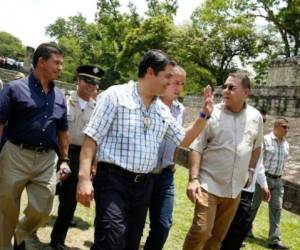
[
  {"x1": 118, "y1": 99, "x2": 140, "y2": 136},
  {"x1": 210, "y1": 118, "x2": 234, "y2": 144},
  {"x1": 17, "y1": 97, "x2": 43, "y2": 112}
]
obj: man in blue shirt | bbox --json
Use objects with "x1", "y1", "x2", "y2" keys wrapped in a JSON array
[
  {"x1": 144, "y1": 65, "x2": 186, "y2": 250},
  {"x1": 0, "y1": 43, "x2": 70, "y2": 250}
]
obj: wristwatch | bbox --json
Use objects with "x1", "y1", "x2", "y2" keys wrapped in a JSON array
[
  {"x1": 60, "y1": 158, "x2": 70, "y2": 164},
  {"x1": 189, "y1": 176, "x2": 199, "y2": 182},
  {"x1": 199, "y1": 111, "x2": 210, "y2": 120}
]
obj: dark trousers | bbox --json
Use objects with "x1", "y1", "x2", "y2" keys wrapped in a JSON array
[
  {"x1": 51, "y1": 146, "x2": 80, "y2": 245},
  {"x1": 91, "y1": 162, "x2": 153, "y2": 250},
  {"x1": 221, "y1": 190, "x2": 254, "y2": 250},
  {"x1": 144, "y1": 167, "x2": 174, "y2": 250}
]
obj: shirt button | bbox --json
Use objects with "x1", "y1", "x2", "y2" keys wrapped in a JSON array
[
  {"x1": 44, "y1": 115, "x2": 47, "y2": 118},
  {"x1": 39, "y1": 142, "x2": 43, "y2": 146},
  {"x1": 42, "y1": 129, "x2": 45, "y2": 132},
  {"x1": 46, "y1": 102, "x2": 48, "y2": 105}
]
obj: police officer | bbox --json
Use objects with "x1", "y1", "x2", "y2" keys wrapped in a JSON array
[{"x1": 50, "y1": 65, "x2": 104, "y2": 250}]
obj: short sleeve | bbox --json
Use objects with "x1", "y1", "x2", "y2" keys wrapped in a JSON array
[
  {"x1": 0, "y1": 85, "x2": 12, "y2": 124},
  {"x1": 57, "y1": 97, "x2": 68, "y2": 131}
]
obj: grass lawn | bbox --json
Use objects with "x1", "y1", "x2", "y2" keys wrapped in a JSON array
[
  {"x1": 25, "y1": 165, "x2": 300, "y2": 249},
  {"x1": 141, "y1": 166, "x2": 300, "y2": 250}
]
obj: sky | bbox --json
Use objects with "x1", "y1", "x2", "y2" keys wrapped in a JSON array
[{"x1": 0, "y1": 0, "x2": 203, "y2": 48}]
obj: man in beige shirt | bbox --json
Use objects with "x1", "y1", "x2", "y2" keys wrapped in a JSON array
[
  {"x1": 50, "y1": 65, "x2": 103, "y2": 250},
  {"x1": 183, "y1": 72, "x2": 263, "y2": 250}
]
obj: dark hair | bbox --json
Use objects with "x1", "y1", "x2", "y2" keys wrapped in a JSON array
[
  {"x1": 32, "y1": 43, "x2": 63, "y2": 68},
  {"x1": 138, "y1": 49, "x2": 176, "y2": 78},
  {"x1": 229, "y1": 72, "x2": 251, "y2": 89}
]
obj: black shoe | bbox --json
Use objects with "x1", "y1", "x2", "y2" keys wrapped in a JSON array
[
  {"x1": 50, "y1": 242, "x2": 68, "y2": 250},
  {"x1": 268, "y1": 242, "x2": 289, "y2": 249},
  {"x1": 13, "y1": 239, "x2": 26, "y2": 250}
]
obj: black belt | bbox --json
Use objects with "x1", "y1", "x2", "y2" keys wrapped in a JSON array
[
  {"x1": 99, "y1": 162, "x2": 150, "y2": 183},
  {"x1": 265, "y1": 172, "x2": 282, "y2": 179},
  {"x1": 10, "y1": 140, "x2": 52, "y2": 153},
  {"x1": 152, "y1": 165, "x2": 175, "y2": 175},
  {"x1": 69, "y1": 144, "x2": 81, "y2": 151}
]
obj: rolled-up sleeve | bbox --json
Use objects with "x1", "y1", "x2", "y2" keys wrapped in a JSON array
[
  {"x1": 57, "y1": 98, "x2": 68, "y2": 131},
  {"x1": 164, "y1": 116, "x2": 185, "y2": 147},
  {"x1": 190, "y1": 123, "x2": 210, "y2": 153},
  {"x1": 83, "y1": 90, "x2": 117, "y2": 144}
]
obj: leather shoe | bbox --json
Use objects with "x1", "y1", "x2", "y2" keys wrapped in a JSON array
[
  {"x1": 13, "y1": 239, "x2": 26, "y2": 250},
  {"x1": 268, "y1": 242, "x2": 289, "y2": 249}
]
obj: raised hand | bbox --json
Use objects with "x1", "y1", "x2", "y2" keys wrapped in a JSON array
[{"x1": 203, "y1": 85, "x2": 214, "y2": 117}]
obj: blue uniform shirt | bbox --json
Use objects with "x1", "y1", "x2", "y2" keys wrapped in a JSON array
[{"x1": 0, "y1": 73, "x2": 68, "y2": 148}]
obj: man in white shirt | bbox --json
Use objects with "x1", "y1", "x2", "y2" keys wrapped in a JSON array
[
  {"x1": 250, "y1": 118, "x2": 290, "y2": 250},
  {"x1": 183, "y1": 72, "x2": 263, "y2": 250}
]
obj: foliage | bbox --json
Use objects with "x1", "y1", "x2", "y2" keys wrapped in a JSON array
[
  {"x1": 187, "y1": 0, "x2": 259, "y2": 85},
  {"x1": 0, "y1": 32, "x2": 25, "y2": 60},
  {"x1": 244, "y1": 0, "x2": 300, "y2": 57},
  {"x1": 42, "y1": 0, "x2": 300, "y2": 91},
  {"x1": 145, "y1": 0, "x2": 178, "y2": 18}
]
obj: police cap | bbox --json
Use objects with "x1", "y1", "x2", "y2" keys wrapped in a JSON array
[{"x1": 77, "y1": 65, "x2": 104, "y2": 85}]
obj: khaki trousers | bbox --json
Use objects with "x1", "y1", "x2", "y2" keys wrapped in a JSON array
[
  {"x1": 183, "y1": 188, "x2": 240, "y2": 250},
  {"x1": 0, "y1": 141, "x2": 57, "y2": 249}
]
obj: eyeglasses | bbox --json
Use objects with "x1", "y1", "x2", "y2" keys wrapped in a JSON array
[{"x1": 222, "y1": 84, "x2": 239, "y2": 91}]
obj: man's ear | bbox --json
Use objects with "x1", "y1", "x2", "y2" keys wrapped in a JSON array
[
  {"x1": 37, "y1": 57, "x2": 45, "y2": 68},
  {"x1": 146, "y1": 67, "x2": 155, "y2": 77},
  {"x1": 244, "y1": 88, "x2": 250, "y2": 97}
]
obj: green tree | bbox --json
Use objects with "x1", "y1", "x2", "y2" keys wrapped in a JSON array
[
  {"x1": 0, "y1": 31, "x2": 25, "y2": 60},
  {"x1": 146, "y1": 0, "x2": 178, "y2": 18},
  {"x1": 116, "y1": 15, "x2": 175, "y2": 81},
  {"x1": 246, "y1": 0, "x2": 300, "y2": 57},
  {"x1": 184, "y1": 0, "x2": 259, "y2": 85}
]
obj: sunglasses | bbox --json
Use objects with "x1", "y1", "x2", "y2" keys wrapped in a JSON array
[
  {"x1": 222, "y1": 84, "x2": 239, "y2": 91},
  {"x1": 281, "y1": 125, "x2": 289, "y2": 129},
  {"x1": 80, "y1": 76, "x2": 100, "y2": 85}
]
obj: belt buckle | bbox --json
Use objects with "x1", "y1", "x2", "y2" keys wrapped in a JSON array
[{"x1": 134, "y1": 174, "x2": 144, "y2": 183}]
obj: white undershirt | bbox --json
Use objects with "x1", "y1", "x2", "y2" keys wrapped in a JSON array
[{"x1": 78, "y1": 96, "x2": 88, "y2": 111}]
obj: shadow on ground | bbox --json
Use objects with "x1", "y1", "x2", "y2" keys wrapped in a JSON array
[{"x1": 245, "y1": 235, "x2": 269, "y2": 249}]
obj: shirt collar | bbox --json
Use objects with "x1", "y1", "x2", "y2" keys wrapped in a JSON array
[
  {"x1": 69, "y1": 90, "x2": 96, "y2": 107},
  {"x1": 29, "y1": 73, "x2": 55, "y2": 90},
  {"x1": 270, "y1": 131, "x2": 286, "y2": 143},
  {"x1": 221, "y1": 101, "x2": 248, "y2": 115},
  {"x1": 131, "y1": 80, "x2": 158, "y2": 107}
]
